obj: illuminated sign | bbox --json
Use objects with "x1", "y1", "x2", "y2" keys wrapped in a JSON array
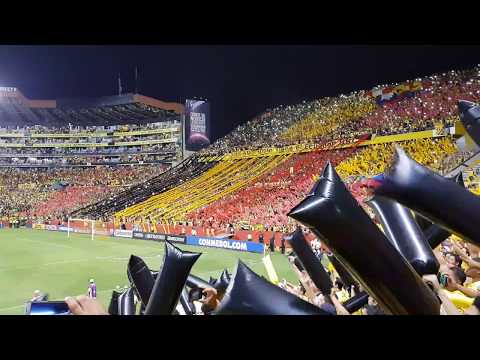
[
  {"x1": 185, "y1": 99, "x2": 210, "y2": 151},
  {"x1": 0, "y1": 87, "x2": 18, "y2": 98}
]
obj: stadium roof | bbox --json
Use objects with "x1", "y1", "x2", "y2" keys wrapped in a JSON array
[
  {"x1": 0, "y1": 87, "x2": 184, "y2": 127},
  {"x1": 0, "y1": 87, "x2": 184, "y2": 114}
]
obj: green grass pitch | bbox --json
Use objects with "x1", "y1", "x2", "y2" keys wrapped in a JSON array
[{"x1": 0, "y1": 228, "x2": 297, "y2": 315}]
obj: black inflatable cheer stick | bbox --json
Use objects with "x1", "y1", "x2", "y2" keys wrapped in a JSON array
[
  {"x1": 423, "y1": 172, "x2": 465, "y2": 249},
  {"x1": 127, "y1": 255, "x2": 155, "y2": 307},
  {"x1": 328, "y1": 254, "x2": 360, "y2": 294},
  {"x1": 287, "y1": 251, "x2": 305, "y2": 272},
  {"x1": 213, "y1": 269, "x2": 231, "y2": 294},
  {"x1": 220, "y1": 269, "x2": 232, "y2": 284},
  {"x1": 342, "y1": 291, "x2": 369, "y2": 314},
  {"x1": 179, "y1": 287, "x2": 196, "y2": 315},
  {"x1": 413, "y1": 213, "x2": 433, "y2": 231},
  {"x1": 145, "y1": 241, "x2": 201, "y2": 315},
  {"x1": 186, "y1": 274, "x2": 212, "y2": 290},
  {"x1": 118, "y1": 287, "x2": 136, "y2": 315},
  {"x1": 453, "y1": 171, "x2": 465, "y2": 188},
  {"x1": 366, "y1": 195, "x2": 439, "y2": 275},
  {"x1": 285, "y1": 229, "x2": 333, "y2": 296},
  {"x1": 108, "y1": 290, "x2": 122, "y2": 315},
  {"x1": 188, "y1": 287, "x2": 204, "y2": 303},
  {"x1": 288, "y1": 161, "x2": 440, "y2": 315},
  {"x1": 214, "y1": 260, "x2": 331, "y2": 315},
  {"x1": 374, "y1": 147, "x2": 480, "y2": 246},
  {"x1": 458, "y1": 100, "x2": 480, "y2": 146}
]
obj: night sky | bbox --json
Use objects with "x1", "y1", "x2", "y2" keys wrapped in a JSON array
[{"x1": 0, "y1": 45, "x2": 480, "y2": 141}]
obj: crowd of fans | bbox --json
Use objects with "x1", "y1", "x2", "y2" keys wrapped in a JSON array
[
  {"x1": 463, "y1": 161, "x2": 480, "y2": 195},
  {"x1": 77, "y1": 68, "x2": 480, "y2": 233},
  {"x1": 0, "y1": 165, "x2": 169, "y2": 222},
  {"x1": 202, "y1": 102, "x2": 319, "y2": 154},
  {"x1": 186, "y1": 137, "x2": 459, "y2": 232},
  {"x1": 60, "y1": 233, "x2": 480, "y2": 315},
  {"x1": 183, "y1": 69, "x2": 480, "y2": 231},
  {"x1": 74, "y1": 156, "x2": 215, "y2": 219},
  {"x1": 336, "y1": 137, "x2": 457, "y2": 179},
  {"x1": 0, "y1": 120, "x2": 180, "y2": 135},
  {"x1": 115, "y1": 155, "x2": 292, "y2": 225},
  {"x1": 0, "y1": 120, "x2": 179, "y2": 166},
  {"x1": 423, "y1": 237, "x2": 480, "y2": 315},
  {"x1": 0, "y1": 152, "x2": 176, "y2": 166},
  {"x1": 0, "y1": 143, "x2": 176, "y2": 156},
  {"x1": 187, "y1": 149, "x2": 358, "y2": 231},
  {"x1": 3, "y1": 66, "x2": 480, "y2": 316},
  {"x1": 203, "y1": 67, "x2": 480, "y2": 156},
  {"x1": 0, "y1": 133, "x2": 177, "y2": 146},
  {"x1": 5, "y1": 67, "x2": 480, "y2": 236}
]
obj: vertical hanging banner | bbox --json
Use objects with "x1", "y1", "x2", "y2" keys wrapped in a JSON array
[{"x1": 185, "y1": 99, "x2": 211, "y2": 151}]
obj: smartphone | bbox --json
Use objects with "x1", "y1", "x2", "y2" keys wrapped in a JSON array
[
  {"x1": 26, "y1": 301, "x2": 71, "y2": 315},
  {"x1": 438, "y1": 273, "x2": 449, "y2": 288}
]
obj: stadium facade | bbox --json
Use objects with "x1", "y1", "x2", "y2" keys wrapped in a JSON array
[{"x1": 0, "y1": 87, "x2": 186, "y2": 168}]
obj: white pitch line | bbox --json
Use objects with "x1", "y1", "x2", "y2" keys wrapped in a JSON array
[
  {"x1": 17, "y1": 236, "x2": 82, "y2": 251},
  {"x1": 43, "y1": 259, "x2": 91, "y2": 266},
  {"x1": 0, "y1": 252, "x2": 162, "y2": 273}
]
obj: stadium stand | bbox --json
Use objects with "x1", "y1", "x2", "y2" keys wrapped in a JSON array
[
  {"x1": 4, "y1": 66, "x2": 480, "y2": 316},
  {"x1": 3, "y1": 67, "x2": 480, "y2": 241},
  {"x1": 114, "y1": 155, "x2": 289, "y2": 222},
  {"x1": 0, "y1": 88, "x2": 183, "y2": 167},
  {"x1": 72, "y1": 154, "x2": 216, "y2": 219},
  {"x1": 0, "y1": 89, "x2": 185, "y2": 225},
  {"x1": 64, "y1": 67, "x2": 480, "y2": 240},
  {"x1": 186, "y1": 148, "x2": 359, "y2": 232},
  {"x1": 336, "y1": 137, "x2": 457, "y2": 179},
  {"x1": 0, "y1": 166, "x2": 168, "y2": 223},
  {"x1": 463, "y1": 160, "x2": 480, "y2": 195}
]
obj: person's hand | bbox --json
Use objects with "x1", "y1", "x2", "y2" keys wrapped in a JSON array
[
  {"x1": 201, "y1": 287, "x2": 220, "y2": 309},
  {"x1": 65, "y1": 295, "x2": 108, "y2": 315},
  {"x1": 313, "y1": 293, "x2": 325, "y2": 307},
  {"x1": 329, "y1": 287, "x2": 350, "y2": 315},
  {"x1": 299, "y1": 270, "x2": 310, "y2": 282},
  {"x1": 202, "y1": 287, "x2": 218, "y2": 299},
  {"x1": 452, "y1": 242, "x2": 469, "y2": 260},
  {"x1": 329, "y1": 286, "x2": 338, "y2": 300},
  {"x1": 422, "y1": 274, "x2": 440, "y2": 292}
]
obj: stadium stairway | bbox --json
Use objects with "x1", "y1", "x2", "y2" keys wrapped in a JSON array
[{"x1": 445, "y1": 150, "x2": 480, "y2": 177}]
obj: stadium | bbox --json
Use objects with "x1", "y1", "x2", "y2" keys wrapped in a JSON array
[{"x1": 1, "y1": 48, "x2": 480, "y2": 315}]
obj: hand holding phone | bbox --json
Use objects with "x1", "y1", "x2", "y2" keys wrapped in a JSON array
[
  {"x1": 438, "y1": 273, "x2": 449, "y2": 288},
  {"x1": 26, "y1": 301, "x2": 71, "y2": 315}
]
